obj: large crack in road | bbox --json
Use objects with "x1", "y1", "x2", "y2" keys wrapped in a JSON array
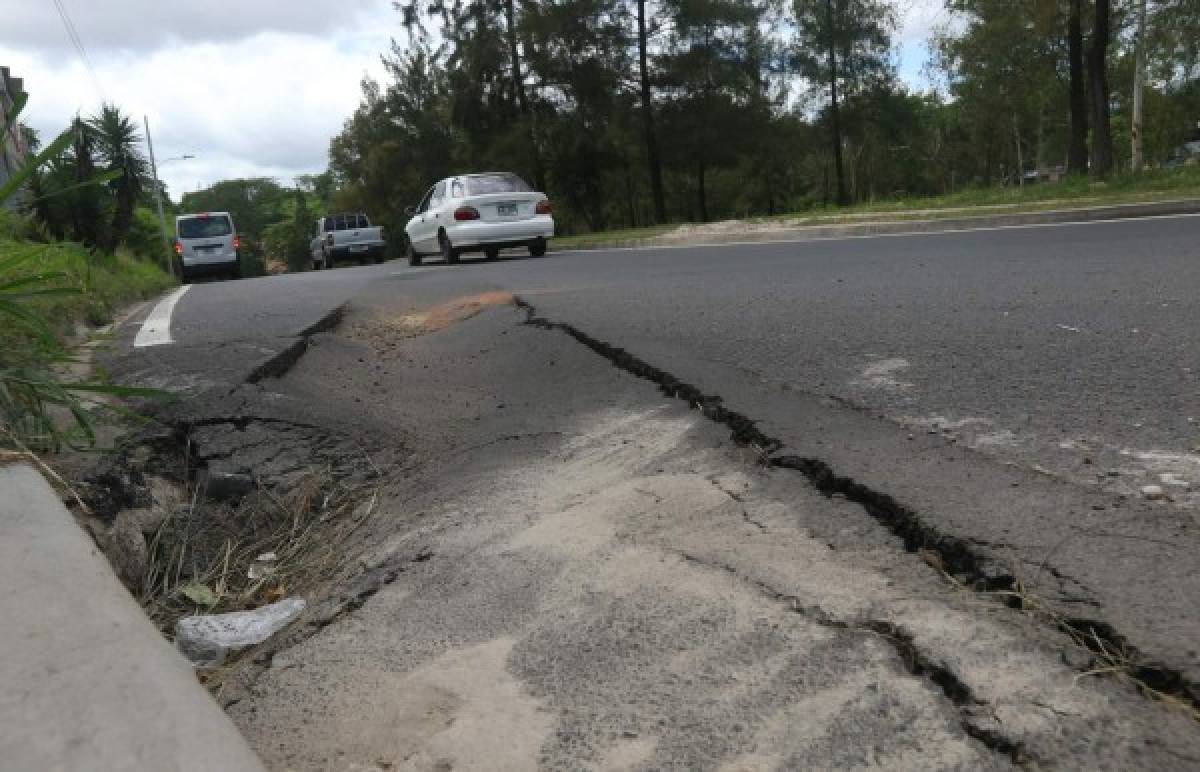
[
  {"x1": 515, "y1": 295, "x2": 1200, "y2": 715},
  {"x1": 85, "y1": 280, "x2": 1200, "y2": 769},
  {"x1": 195, "y1": 298, "x2": 1199, "y2": 769}
]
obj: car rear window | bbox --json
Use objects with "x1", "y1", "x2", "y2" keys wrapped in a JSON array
[
  {"x1": 326, "y1": 214, "x2": 370, "y2": 230},
  {"x1": 466, "y1": 174, "x2": 532, "y2": 195},
  {"x1": 178, "y1": 215, "x2": 233, "y2": 239}
]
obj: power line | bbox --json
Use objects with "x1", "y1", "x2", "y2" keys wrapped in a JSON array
[{"x1": 52, "y1": 0, "x2": 105, "y2": 100}]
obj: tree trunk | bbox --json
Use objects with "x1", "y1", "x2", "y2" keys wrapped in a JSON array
[
  {"x1": 1014, "y1": 118, "x2": 1024, "y2": 188},
  {"x1": 71, "y1": 119, "x2": 102, "y2": 248},
  {"x1": 636, "y1": 0, "x2": 667, "y2": 224},
  {"x1": 825, "y1": 0, "x2": 848, "y2": 205},
  {"x1": 697, "y1": 159, "x2": 708, "y2": 223},
  {"x1": 1035, "y1": 105, "x2": 1046, "y2": 172},
  {"x1": 1131, "y1": 0, "x2": 1148, "y2": 171},
  {"x1": 624, "y1": 159, "x2": 637, "y2": 227},
  {"x1": 1088, "y1": 0, "x2": 1114, "y2": 178},
  {"x1": 1067, "y1": 0, "x2": 1089, "y2": 175},
  {"x1": 504, "y1": 0, "x2": 545, "y2": 190}
]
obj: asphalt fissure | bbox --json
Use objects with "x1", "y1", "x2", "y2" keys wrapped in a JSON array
[
  {"x1": 515, "y1": 295, "x2": 1200, "y2": 716},
  {"x1": 676, "y1": 549, "x2": 1029, "y2": 762},
  {"x1": 246, "y1": 304, "x2": 346, "y2": 384}
]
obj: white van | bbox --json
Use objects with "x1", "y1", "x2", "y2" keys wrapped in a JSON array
[{"x1": 175, "y1": 212, "x2": 240, "y2": 281}]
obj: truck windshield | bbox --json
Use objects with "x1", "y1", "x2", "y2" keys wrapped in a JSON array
[
  {"x1": 178, "y1": 215, "x2": 233, "y2": 239},
  {"x1": 466, "y1": 174, "x2": 532, "y2": 195}
]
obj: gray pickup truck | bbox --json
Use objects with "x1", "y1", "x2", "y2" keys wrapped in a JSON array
[{"x1": 310, "y1": 213, "x2": 386, "y2": 269}]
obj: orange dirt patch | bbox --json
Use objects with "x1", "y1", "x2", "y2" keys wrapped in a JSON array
[{"x1": 348, "y1": 292, "x2": 516, "y2": 347}]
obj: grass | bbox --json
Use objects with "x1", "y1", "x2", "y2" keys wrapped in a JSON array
[
  {"x1": 555, "y1": 223, "x2": 678, "y2": 250},
  {"x1": 0, "y1": 236, "x2": 175, "y2": 451},
  {"x1": 554, "y1": 164, "x2": 1200, "y2": 250},
  {"x1": 0, "y1": 237, "x2": 174, "y2": 344},
  {"x1": 759, "y1": 163, "x2": 1200, "y2": 222},
  {"x1": 928, "y1": 558, "x2": 1200, "y2": 722}
]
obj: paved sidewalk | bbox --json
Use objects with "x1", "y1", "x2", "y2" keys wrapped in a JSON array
[{"x1": 0, "y1": 461, "x2": 264, "y2": 771}]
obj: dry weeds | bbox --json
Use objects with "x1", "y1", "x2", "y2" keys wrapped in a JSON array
[{"x1": 140, "y1": 468, "x2": 376, "y2": 633}]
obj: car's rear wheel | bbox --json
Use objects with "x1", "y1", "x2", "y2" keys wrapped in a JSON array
[
  {"x1": 484, "y1": 247, "x2": 499, "y2": 261},
  {"x1": 529, "y1": 237, "x2": 547, "y2": 257},
  {"x1": 440, "y1": 232, "x2": 460, "y2": 265},
  {"x1": 408, "y1": 246, "x2": 422, "y2": 267},
  {"x1": 229, "y1": 262, "x2": 242, "y2": 280}
]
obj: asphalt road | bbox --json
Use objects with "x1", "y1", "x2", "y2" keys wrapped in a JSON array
[
  {"x1": 109, "y1": 213, "x2": 1200, "y2": 766},
  {"x1": 158, "y1": 213, "x2": 1200, "y2": 487},
  {"x1": 486, "y1": 214, "x2": 1200, "y2": 494}
]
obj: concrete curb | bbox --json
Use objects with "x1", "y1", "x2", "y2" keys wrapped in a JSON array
[
  {"x1": 560, "y1": 197, "x2": 1200, "y2": 251},
  {"x1": 0, "y1": 462, "x2": 265, "y2": 771}
]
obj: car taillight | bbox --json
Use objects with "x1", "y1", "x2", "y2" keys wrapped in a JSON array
[
  {"x1": 233, "y1": 235, "x2": 241, "y2": 250},
  {"x1": 454, "y1": 206, "x2": 481, "y2": 221},
  {"x1": 536, "y1": 199, "x2": 552, "y2": 215},
  {"x1": 173, "y1": 240, "x2": 182, "y2": 256}
]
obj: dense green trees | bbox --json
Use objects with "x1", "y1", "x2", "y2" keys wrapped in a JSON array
[
  {"x1": 23, "y1": 103, "x2": 159, "y2": 255},
  {"x1": 792, "y1": 0, "x2": 895, "y2": 203},
  {"x1": 325, "y1": 0, "x2": 1198, "y2": 236}
]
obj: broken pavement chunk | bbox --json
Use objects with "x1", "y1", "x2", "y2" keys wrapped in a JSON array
[{"x1": 199, "y1": 469, "x2": 255, "y2": 502}]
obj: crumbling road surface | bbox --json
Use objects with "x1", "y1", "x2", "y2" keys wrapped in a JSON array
[{"x1": 103, "y1": 214, "x2": 1200, "y2": 769}]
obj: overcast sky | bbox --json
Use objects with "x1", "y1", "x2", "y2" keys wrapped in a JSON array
[{"x1": 0, "y1": 0, "x2": 945, "y2": 199}]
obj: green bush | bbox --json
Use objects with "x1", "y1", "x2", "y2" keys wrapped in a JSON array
[{"x1": 1, "y1": 95, "x2": 174, "y2": 452}]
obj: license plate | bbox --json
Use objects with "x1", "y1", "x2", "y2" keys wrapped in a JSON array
[
  {"x1": 497, "y1": 203, "x2": 518, "y2": 216},
  {"x1": 349, "y1": 244, "x2": 368, "y2": 252}
]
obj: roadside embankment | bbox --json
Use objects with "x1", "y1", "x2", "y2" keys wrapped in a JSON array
[{"x1": 556, "y1": 195, "x2": 1200, "y2": 251}]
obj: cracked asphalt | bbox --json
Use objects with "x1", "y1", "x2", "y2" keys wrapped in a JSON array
[{"x1": 104, "y1": 214, "x2": 1200, "y2": 769}]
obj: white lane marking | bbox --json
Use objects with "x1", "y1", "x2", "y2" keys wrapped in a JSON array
[
  {"x1": 133, "y1": 285, "x2": 191, "y2": 348},
  {"x1": 549, "y1": 211, "x2": 1200, "y2": 256}
]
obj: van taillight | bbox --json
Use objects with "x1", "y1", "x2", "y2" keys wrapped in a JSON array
[
  {"x1": 454, "y1": 206, "x2": 481, "y2": 221},
  {"x1": 233, "y1": 235, "x2": 241, "y2": 250},
  {"x1": 536, "y1": 199, "x2": 552, "y2": 215},
  {"x1": 173, "y1": 240, "x2": 182, "y2": 256}
]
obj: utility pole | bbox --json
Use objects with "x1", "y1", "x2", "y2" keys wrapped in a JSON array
[
  {"x1": 143, "y1": 114, "x2": 175, "y2": 280},
  {"x1": 1131, "y1": 0, "x2": 1149, "y2": 172}
]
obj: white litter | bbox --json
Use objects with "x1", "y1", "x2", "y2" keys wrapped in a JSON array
[
  {"x1": 175, "y1": 597, "x2": 306, "y2": 667},
  {"x1": 247, "y1": 551, "x2": 278, "y2": 580},
  {"x1": 1141, "y1": 485, "x2": 1167, "y2": 501}
]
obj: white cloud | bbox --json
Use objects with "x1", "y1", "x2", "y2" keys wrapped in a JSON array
[
  {"x1": 4, "y1": 0, "x2": 390, "y2": 52},
  {"x1": 0, "y1": 0, "x2": 396, "y2": 197},
  {"x1": 894, "y1": 0, "x2": 955, "y2": 89},
  {"x1": 896, "y1": 0, "x2": 952, "y2": 46}
]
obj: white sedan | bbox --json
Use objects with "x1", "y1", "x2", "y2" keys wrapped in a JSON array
[{"x1": 404, "y1": 172, "x2": 555, "y2": 266}]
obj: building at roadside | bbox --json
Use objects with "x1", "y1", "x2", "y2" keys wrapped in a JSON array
[{"x1": 1, "y1": 66, "x2": 31, "y2": 206}]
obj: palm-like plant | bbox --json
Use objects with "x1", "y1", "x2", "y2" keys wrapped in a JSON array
[
  {"x1": 88, "y1": 104, "x2": 150, "y2": 252},
  {"x1": 1, "y1": 96, "x2": 162, "y2": 452}
]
